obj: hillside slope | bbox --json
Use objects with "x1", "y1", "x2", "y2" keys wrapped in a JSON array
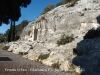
[
  {"x1": 21, "y1": 0, "x2": 100, "y2": 42},
  {"x1": 6, "y1": 0, "x2": 100, "y2": 75}
]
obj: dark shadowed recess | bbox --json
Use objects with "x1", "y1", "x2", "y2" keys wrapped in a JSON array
[
  {"x1": 96, "y1": 15, "x2": 100, "y2": 24},
  {"x1": 83, "y1": 28, "x2": 100, "y2": 39}
]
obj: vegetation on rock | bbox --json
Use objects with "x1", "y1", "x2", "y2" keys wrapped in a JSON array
[
  {"x1": 42, "y1": 4, "x2": 55, "y2": 14},
  {"x1": 18, "y1": 52, "x2": 28, "y2": 55},
  {"x1": 38, "y1": 54, "x2": 50, "y2": 60},
  {"x1": 51, "y1": 63, "x2": 60, "y2": 69},
  {"x1": 57, "y1": 34, "x2": 74, "y2": 46},
  {"x1": 56, "y1": 0, "x2": 79, "y2": 7},
  {"x1": 2, "y1": 46, "x2": 10, "y2": 50}
]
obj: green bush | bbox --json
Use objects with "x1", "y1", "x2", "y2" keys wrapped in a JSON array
[
  {"x1": 56, "y1": 0, "x2": 78, "y2": 7},
  {"x1": 51, "y1": 63, "x2": 60, "y2": 69},
  {"x1": 18, "y1": 52, "x2": 28, "y2": 55},
  {"x1": 38, "y1": 54, "x2": 49, "y2": 60},
  {"x1": 18, "y1": 52, "x2": 23, "y2": 55},
  {"x1": 70, "y1": 0, "x2": 79, "y2": 6},
  {"x1": 2, "y1": 46, "x2": 9, "y2": 50},
  {"x1": 42, "y1": 4, "x2": 55, "y2": 14},
  {"x1": 66, "y1": 3, "x2": 72, "y2": 8},
  {"x1": 79, "y1": 12, "x2": 84, "y2": 16},
  {"x1": 41, "y1": 16, "x2": 45, "y2": 20},
  {"x1": 0, "y1": 35, "x2": 6, "y2": 43},
  {"x1": 23, "y1": 52, "x2": 28, "y2": 55},
  {"x1": 56, "y1": 2, "x2": 63, "y2": 7},
  {"x1": 57, "y1": 34, "x2": 74, "y2": 46}
]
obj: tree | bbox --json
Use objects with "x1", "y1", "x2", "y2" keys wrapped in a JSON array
[
  {"x1": 56, "y1": 0, "x2": 78, "y2": 7},
  {"x1": 0, "y1": 0, "x2": 31, "y2": 25},
  {"x1": 42, "y1": 4, "x2": 55, "y2": 14},
  {"x1": 7, "y1": 21, "x2": 16, "y2": 42},
  {"x1": 7, "y1": 21, "x2": 13, "y2": 42},
  {"x1": 62, "y1": 0, "x2": 71, "y2": 4},
  {"x1": 0, "y1": 35, "x2": 5, "y2": 43},
  {"x1": 56, "y1": 2, "x2": 63, "y2": 7},
  {"x1": 12, "y1": 21, "x2": 15, "y2": 41},
  {"x1": 5, "y1": 20, "x2": 29, "y2": 42},
  {"x1": 15, "y1": 20, "x2": 29, "y2": 36},
  {"x1": 56, "y1": 0, "x2": 71, "y2": 7},
  {"x1": 0, "y1": 0, "x2": 31, "y2": 42}
]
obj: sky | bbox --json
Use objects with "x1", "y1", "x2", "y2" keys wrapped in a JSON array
[{"x1": 0, "y1": 0, "x2": 62, "y2": 34}]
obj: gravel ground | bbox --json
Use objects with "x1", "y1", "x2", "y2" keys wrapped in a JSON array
[{"x1": 0, "y1": 47, "x2": 73, "y2": 75}]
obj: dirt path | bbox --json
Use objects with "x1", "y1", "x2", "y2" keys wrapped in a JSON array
[{"x1": 0, "y1": 47, "x2": 73, "y2": 75}]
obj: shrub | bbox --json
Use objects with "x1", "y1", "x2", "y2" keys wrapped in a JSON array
[
  {"x1": 0, "y1": 35, "x2": 6, "y2": 43},
  {"x1": 57, "y1": 0, "x2": 78, "y2": 7},
  {"x1": 18, "y1": 52, "x2": 23, "y2": 55},
  {"x1": 51, "y1": 63, "x2": 60, "y2": 69},
  {"x1": 57, "y1": 34, "x2": 74, "y2": 46},
  {"x1": 18, "y1": 52, "x2": 28, "y2": 55},
  {"x1": 42, "y1": 4, "x2": 55, "y2": 14},
  {"x1": 23, "y1": 52, "x2": 28, "y2": 55},
  {"x1": 79, "y1": 12, "x2": 84, "y2": 16},
  {"x1": 2, "y1": 46, "x2": 9, "y2": 50},
  {"x1": 38, "y1": 54, "x2": 49, "y2": 60},
  {"x1": 56, "y1": 2, "x2": 63, "y2": 7},
  {"x1": 66, "y1": 3, "x2": 72, "y2": 8},
  {"x1": 41, "y1": 16, "x2": 45, "y2": 20},
  {"x1": 70, "y1": 0, "x2": 79, "y2": 6},
  {"x1": 84, "y1": 29, "x2": 100, "y2": 39}
]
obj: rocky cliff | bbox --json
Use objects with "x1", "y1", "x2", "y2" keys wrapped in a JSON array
[
  {"x1": 21, "y1": 0, "x2": 100, "y2": 42},
  {"x1": 6, "y1": 0, "x2": 100, "y2": 75}
]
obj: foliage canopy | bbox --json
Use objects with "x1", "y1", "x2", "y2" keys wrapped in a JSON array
[
  {"x1": 0, "y1": 0, "x2": 31, "y2": 25},
  {"x1": 42, "y1": 4, "x2": 55, "y2": 14}
]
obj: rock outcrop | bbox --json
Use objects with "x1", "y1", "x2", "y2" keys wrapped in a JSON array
[
  {"x1": 21, "y1": 0, "x2": 100, "y2": 42},
  {"x1": 6, "y1": 0, "x2": 100, "y2": 74}
]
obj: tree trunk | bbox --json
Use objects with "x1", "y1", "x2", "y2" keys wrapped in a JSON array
[
  {"x1": 7, "y1": 20, "x2": 13, "y2": 42},
  {"x1": 12, "y1": 21, "x2": 15, "y2": 41}
]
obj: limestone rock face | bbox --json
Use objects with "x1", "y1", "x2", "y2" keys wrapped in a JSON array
[
  {"x1": 7, "y1": 0, "x2": 100, "y2": 74},
  {"x1": 8, "y1": 41, "x2": 34, "y2": 54},
  {"x1": 21, "y1": 0, "x2": 100, "y2": 43}
]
